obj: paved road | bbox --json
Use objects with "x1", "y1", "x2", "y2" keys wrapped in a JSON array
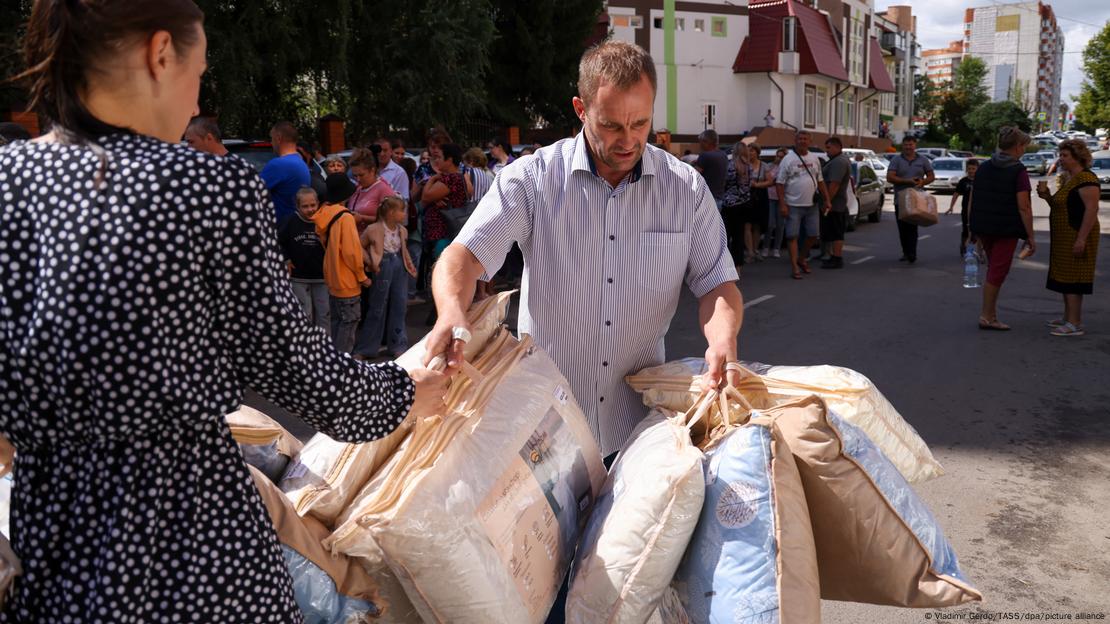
[{"x1": 257, "y1": 180, "x2": 1110, "y2": 620}]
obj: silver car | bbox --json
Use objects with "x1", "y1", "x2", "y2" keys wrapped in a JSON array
[
  {"x1": 925, "y1": 158, "x2": 968, "y2": 193},
  {"x1": 1090, "y1": 152, "x2": 1110, "y2": 195}
]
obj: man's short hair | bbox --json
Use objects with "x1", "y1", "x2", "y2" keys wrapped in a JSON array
[
  {"x1": 577, "y1": 40, "x2": 657, "y2": 106},
  {"x1": 901, "y1": 135, "x2": 917, "y2": 144},
  {"x1": 966, "y1": 158, "x2": 980, "y2": 167},
  {"x1": 825, "y1": 136, "x2": 843, "y2": 148},
  {"x1": 795, "y1": 130, "x2": 811, "y2": 138},
  {"x1": 271, "y1": 121, "x2": 298, "y2": 144},
  {"x1": 186, "y1": 116, "x2": 221, "y2": 141},
  {"x1": 997, "y1": 126, "x2": 1031, "y2": 151},
  {"x1": 698, "y1": 129, "x2": 719, "y2": 145}
]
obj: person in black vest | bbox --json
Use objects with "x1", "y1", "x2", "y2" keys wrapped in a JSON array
[{"x1": 969, "y1": 126, "x2": 1036, "y2": 331}]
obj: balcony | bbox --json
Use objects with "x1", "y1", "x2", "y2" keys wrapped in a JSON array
[{"x1": 881, "y1": 32, "x2": 898, "y2": 51}]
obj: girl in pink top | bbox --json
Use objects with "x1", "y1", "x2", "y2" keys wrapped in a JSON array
[{"x1": 347, "y1": 147, "x2": 396, "y2": 232}]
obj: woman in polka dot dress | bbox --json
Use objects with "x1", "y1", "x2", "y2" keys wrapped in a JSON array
[{"x1": 0, "y1": 2, "x2": 448, "y2": 622}]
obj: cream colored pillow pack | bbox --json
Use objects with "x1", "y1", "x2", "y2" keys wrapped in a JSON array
[
  {"x1": 327, "y1": 333, "x2": 606, "y2": 624},
  {"x1": 226, "y1": 405, "x2": 304, "y2": 483},
  {"x1": 279, "y1": 291, "x2": 514, "y2": 526},
  {"x1": 772, "y1": 395, "x2": 982, "y2": 607},
  {"x1": 626, "y1": 358, "x2": 943, "y2": 484},
  {"x1": 565, "y1": 408, "x2": 705, "y2": 624}
]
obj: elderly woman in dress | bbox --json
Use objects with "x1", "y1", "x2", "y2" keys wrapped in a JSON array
[{"x1": 1037, "y1": 139, "x2": 1101, "y2": 336}]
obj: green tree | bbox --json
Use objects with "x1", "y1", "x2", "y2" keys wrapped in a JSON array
[
  {"x1": 913, "y1": 73, "x2": 939, "y2": 120},
  {"x1": 964, "y1": 100, "x2": 1032, "y2": 149},
  {"x1": 1073, "y1": 20, "x2": 1110, "y2": 130},
  {"x1": 938, "y1": 56, "x2": 990, "y2": 148},
  {"x1": 482, "y1": 0, "x2": 603, "y2": 132}
]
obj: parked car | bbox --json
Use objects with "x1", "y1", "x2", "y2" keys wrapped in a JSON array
[
  {"x1": 223, "y1": 139, "x2": 277, "y2": 172},
  {"x1": 1021, "y1": 153, "x2": 1049, "y2": 175},
  {"x1": 925, "y1": 158, "x2": 969, "y2": 193},
  {"x1": 948, "y1": 150, "x2": 974, "y2": 159},
  {"x1": 1090, "y1": 151, "x2": 1110, "y2": 195},
  {"x1": 917, "y1": 147, "x2": 949, "y2": 160},
  {"x1": 850, "y1": 163, "x2": 885, "y2": 227},
  {"x1": 757, "y1": 147, "x2": 828, "y2": 164}
]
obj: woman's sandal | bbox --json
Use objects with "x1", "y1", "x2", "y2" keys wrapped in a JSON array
[
  {"x1": 1050, "y1": 322, "x2": 1085, "y2": 337},
  {"x1": 978, "y1": 317, "x2": 1011, "y2": 331},
  {"x1": 800, "y1": 260, "x2": 812, "y2": 274},
  {"x1": 791, "y1": 267, "x2": 803, "y2": 280}
]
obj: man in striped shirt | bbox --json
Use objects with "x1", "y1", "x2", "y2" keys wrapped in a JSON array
[{"x1": 424, "y1": 41, "x2": 744, "y2": 456}]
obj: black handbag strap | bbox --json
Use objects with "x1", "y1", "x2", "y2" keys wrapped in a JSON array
[
  {"x1": 793, "y1": 148, "x2": 819, "y2": 188},
  {"x1": 323, "y1": 209, "x2": 349, "y2": 248}
]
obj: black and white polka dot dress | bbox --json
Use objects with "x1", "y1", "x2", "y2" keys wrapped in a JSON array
[{"x1": 0, "y1": 133, "x2": 414, "y2": 622}]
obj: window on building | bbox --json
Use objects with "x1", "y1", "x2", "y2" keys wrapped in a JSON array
[
  {"x1": 612, "y1": 15, "x2": 631, "y2": 28},
  {"x1": 816, "y1": 86, "x2": 829, "y2": 127},
  {"x1": 675, "y1": 17, "x2": 685, "y2": 31},
  {"x1": 845, "y1": 92, "x2": 855, "y2": 130},
  {"x1": 804, "y1": 85, "x2": 817, "y2": 128},
  {"x1": 783, "y1": 17, "x2": 797, "y2": 52},
  {"x1": 654, "y1": 17, "x2": 663, "y2": 29},
  {"x1": 712, "y1": 16, "x2": 727, "y2": 37},
  {"x1": 694, "y1": 19, "x2": 705, "y2": 32},
  {"x1": 630, "y1": 15, "x2": 644, "y2": 29},
  {"x1": 703, "y1": 103, "x2": 717, "y2": 130}
]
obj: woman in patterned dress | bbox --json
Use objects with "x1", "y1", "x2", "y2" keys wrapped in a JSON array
[
  {"x1": 1037, "y1": 139, "x2": 1101, "y2": 337},
  {"x1": 0, "y1": 1, "x2": 449, "y2": 621}
]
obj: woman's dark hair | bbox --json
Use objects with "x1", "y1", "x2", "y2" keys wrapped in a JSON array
[
  {"x1": 488, "y1": 137, "x2": 512, "y2": 155},
  {"x1": 441, "y1": 143, "x2": 464, "y2": 166},
  {"x1": 15, "y1": 0, "x2": 205, "y2": 143},
  {"x1": 399, "y1": 157, "x2": 416, "y2": 181}
]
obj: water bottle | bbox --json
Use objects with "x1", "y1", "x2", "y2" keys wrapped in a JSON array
[{"x1": 963, "y1": 248, "x2": 980, "y2": 288}]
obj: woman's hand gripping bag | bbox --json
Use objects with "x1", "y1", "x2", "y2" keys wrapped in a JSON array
[
  {"x1": 771, "y1": 395, "x2": 982, "y2": 607},
  {"x1": 672, "y1": 389, "x2": 821, "y2": 624},
  {"x1": 279, "y1": 291, "x2": 514, "y2": 525},
  {"x1": 329, "y1": 334, "x2": 606, "y2": 624},
  {"x1": 565, "y1": 401, "x2": 708, "y2": 624}
]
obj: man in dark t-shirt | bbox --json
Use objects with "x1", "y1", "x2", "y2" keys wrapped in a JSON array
[
  {"x1": 695, "y1": 129, "x2": 729, "y2": 207},
  {"x1": 947, "y1": 159, "x2": 979, "y2": 256}
]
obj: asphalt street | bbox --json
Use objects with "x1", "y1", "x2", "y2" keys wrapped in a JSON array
[{"x1": 255, "y1": 177, "x2": 1110, "y2": 621}]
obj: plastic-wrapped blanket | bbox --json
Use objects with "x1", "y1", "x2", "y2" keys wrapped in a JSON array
[
  {"x1": 227, "y1": 405, "x2": 304, "y2": 483},
  {"x1": 327, "y1": 333, "x2": 606, "y2": 624},
  {"x1": 626, "y1": 358, "x2": 943, "y2": 483},
  {"x1": 280, "y1": 291, "x2": 514, "y2": 525},
  {"x1": 897, "y1": 188, "x2": 939, "y2": 227},
  {"x1": 248, "y1": 466, "x2": 383, "y2": 622},
  {"x1": 566, "y1": 408, "x2": 705, "y2": 624},
  {"x1": 671, "y1": 395, "x2": 820, "y2": 624},
  {"x1": 772, "y1": 396, "x2": 982, "y2": 607}
]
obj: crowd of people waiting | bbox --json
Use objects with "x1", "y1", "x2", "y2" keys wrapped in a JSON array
[{"x1": 181, "y1": 116, "x2": 526, "y2": 360}]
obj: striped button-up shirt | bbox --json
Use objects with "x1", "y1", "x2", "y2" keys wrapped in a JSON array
[{"x1": 456, "y1": 133, "x2": 738, "y2": 455}]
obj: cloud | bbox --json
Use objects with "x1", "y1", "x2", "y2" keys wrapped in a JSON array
[{"x1": 874, "y1": 0, "x2": 1109, "y2": 106}]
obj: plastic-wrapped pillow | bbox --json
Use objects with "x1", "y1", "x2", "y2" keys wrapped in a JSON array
[
  {"x1": 247, "y1": 466, "x2": 383, "y2": 622},
  {"x1": 771, "y1": 395, "x2": 982, "y2": 607},
  {"x1": 226, "y1": 406, "x2": 303, "y2": 483},
  {"x1": 672, "y1": 407, "x2": 820, "y2": 624},
  {"x1": 626, "y1": 359, "x2": 943, "y2": 484},
  {"x1": 327, "y1": 333, "x2": 606, "y2": 624},
  {"x1": 280, "y1": 291, "x2": 514, "y2": 525},
  {"x1": 566, "y1": 408, "x2": 705, "y2": 624}
]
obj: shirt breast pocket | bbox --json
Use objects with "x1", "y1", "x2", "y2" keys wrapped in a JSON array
[{"x1": 639, "y1": 232, "x2": 688, "y2": 293}]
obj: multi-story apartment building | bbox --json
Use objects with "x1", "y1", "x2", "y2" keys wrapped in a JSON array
[
  {"x1": 964, "y1": 1, "x2": 1065, "y2": 130},
  {"x1": 607, "y1": 0, "x2": 750, "y2": 142},
  {"x1": 873, "y1": 6, "x2": 919, "y2": 139},
  {"x1": 923, "y1": 40, "x2": 966, "y2": 87}
]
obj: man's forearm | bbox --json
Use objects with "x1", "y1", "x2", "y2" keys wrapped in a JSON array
[
  {"x1": 1017, "y1": 194, "x2": 1034, "y2": 238},
  {"x1": 698, "y1": 281, "x2": 744, "y2": 355},
  {"x1": 431, "y1": 243, "x2": 485, "y2": 324}
]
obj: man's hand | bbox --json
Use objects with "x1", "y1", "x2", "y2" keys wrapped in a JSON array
[
  {"x1": 702, "y1": 344, "x2": 742, "y2": 391},
  {"x1": 360, "y1": 277, "x2": 372, "y2": 288},
  {"x1": 1073, "y1": 239, "x2": 1086, "y2": 257},
  {"x1": 408, "y1": 367, "x2": 452, "y2": 418},
  {"x1": 422, "y1": 316, "x2": 471, "y2": 370}
]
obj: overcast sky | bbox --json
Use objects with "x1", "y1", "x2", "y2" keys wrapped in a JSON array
[{"x1": 875, "y1": 0, "x2": 1109, "y2": 109}]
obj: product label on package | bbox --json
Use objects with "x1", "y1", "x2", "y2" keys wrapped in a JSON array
[{"x1": 476, "y1": 407, "x2": 592, "y2": 620}]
